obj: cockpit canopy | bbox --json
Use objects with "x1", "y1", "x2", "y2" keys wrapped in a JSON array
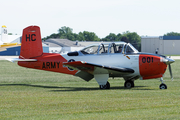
[
  {"x1": 67, "y1": 42, "x2": 139, "y2": 56},
  {"x1": 80, "y1": 42, "x2": 138, "y2": 55}
]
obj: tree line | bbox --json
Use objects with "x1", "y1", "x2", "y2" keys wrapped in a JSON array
[
  {"x1": 42, "y1": 26, "x2": 180, "y2": 51},
  {"x1": 164, "y1": 32, "x2": 180, "y2": 36}
]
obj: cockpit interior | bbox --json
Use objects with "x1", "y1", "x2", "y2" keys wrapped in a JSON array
[{"x1": 67, "y1": 42, "x2": 139, "y2": 56}]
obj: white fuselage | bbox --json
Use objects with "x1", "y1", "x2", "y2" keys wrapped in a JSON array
[{"x1": 62, "y1": 53, "x2": 140, "y2": 78}]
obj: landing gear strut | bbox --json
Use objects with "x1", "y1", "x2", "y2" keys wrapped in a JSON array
[
  {"x1": 99, "y1": 81, "x2": 110, "y2": 89},
  {"x1": 159, "y1": 77, "x2": 167, "y2": 89},
  {"x1": 124, "y1": 80, "x2": 134, "y2": 89}
]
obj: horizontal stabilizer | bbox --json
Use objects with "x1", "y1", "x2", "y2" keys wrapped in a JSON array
[{"x1": 6, "y1": 58, "x2": 37, "y2": 63}]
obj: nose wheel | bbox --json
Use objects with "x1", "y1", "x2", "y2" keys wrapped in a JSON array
[
  {"x1": 159, "y1": 83, "x2": 167, "y2": 89},
  {"x1": 159, "y1": 77, "x2": 167, "y2": 89}
]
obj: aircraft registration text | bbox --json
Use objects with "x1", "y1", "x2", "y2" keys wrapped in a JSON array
[{"x1": 42, "y1": 62, "x2": 60, "y2": 69}]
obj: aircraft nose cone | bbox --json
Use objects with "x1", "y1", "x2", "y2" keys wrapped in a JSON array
[{"x1": 166, "y1": 57, "x2": 175, "y2": 65}]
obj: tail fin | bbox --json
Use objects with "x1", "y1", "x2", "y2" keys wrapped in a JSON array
[{"x1": 20, "y1": 26, "x2": 43, "y2": 59}]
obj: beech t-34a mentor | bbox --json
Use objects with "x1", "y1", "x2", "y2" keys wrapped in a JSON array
[{"x1": 8, "y1": 26, "x2": 175, "y2": 89}]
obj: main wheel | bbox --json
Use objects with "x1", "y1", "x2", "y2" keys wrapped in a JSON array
[
  {"x1": 159, "y1": 83, "x2": 167, "y2": 89},
  {"x1": 99, "y1": 81, "x2": 110, "y2": 89},
  {"x1": 124, "y1": 81, "x2": 134, "y2": 89}
]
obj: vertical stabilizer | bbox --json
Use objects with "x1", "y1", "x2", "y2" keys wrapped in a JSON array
[{"x1": 20, "y1": 26, "x2": 43, "y2": 59}]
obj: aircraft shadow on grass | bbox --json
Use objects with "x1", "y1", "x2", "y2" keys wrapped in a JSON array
[{"x1": 0, "y1": 84, "x2": 153, "y2": 91}]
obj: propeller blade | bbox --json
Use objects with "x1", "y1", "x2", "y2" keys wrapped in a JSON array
[{"x1": 169, "y1": 64, "x2": 173, "y2": 81}]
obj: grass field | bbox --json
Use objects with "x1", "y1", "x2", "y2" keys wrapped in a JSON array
[{"x1": 0, "y1": 60, "x2": 180, "y2": 120}]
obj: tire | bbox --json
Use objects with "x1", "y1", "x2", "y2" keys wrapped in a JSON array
[
  {"x1": 159, "y1": 83, "x2": 167, "y2": 89},
  {"x1": 99, "y1": 81, "x2": 110, "y2": 89},
  {"x1": 124, "y1": 81, "x2": 134, "y2": 89}
]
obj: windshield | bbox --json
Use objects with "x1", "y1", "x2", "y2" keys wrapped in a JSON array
[{"x1": 126, "y1": 43, "x2": 139, "y2": 53}]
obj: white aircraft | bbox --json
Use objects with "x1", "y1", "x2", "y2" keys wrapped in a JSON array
[{"x1": 9, "y1": 26, "x2": 175, "y2": 89}]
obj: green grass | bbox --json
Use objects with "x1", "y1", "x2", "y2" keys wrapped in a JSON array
[{"x1": 0, "y1": 60, "x2": 180, "y2": 120}]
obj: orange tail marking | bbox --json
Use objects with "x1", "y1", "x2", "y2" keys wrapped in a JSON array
[{"x1": 20, "y1": 26, "x2": 43, "y2": 59}]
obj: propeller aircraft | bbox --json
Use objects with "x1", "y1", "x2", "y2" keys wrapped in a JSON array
[{"x1": 8, "y1": 26, "x2": 175, "y2": 89}]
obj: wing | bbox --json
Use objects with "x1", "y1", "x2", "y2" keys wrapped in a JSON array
[
  {"x1": 63, "y1": 61, "x2": 134, "y2": 80},
  {"x1": 86, "y1": 62, "x2": 134, "y2": 73}
]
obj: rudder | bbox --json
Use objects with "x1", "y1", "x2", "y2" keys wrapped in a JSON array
[{"x1": 20, "y1": 26, "x2": 43, "y2": 59}]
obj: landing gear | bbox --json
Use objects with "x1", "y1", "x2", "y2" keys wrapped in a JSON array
[
  {"x1": 159, "y1": 83, "x2": 167, "y2": 89},
  {"x1": 124, "y1": 80, "x2": 134, "y2": 89},
  {"x1": 159, "y1": 77, "x2": 167, "y2": 89},
  {"x1": 99, "y1": 81, "x2": 110, "y2": 89}
]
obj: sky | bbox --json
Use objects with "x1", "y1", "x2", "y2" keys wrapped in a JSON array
[{"x1": 1, "y1": 0, "x2": 180, "y2": 38}]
